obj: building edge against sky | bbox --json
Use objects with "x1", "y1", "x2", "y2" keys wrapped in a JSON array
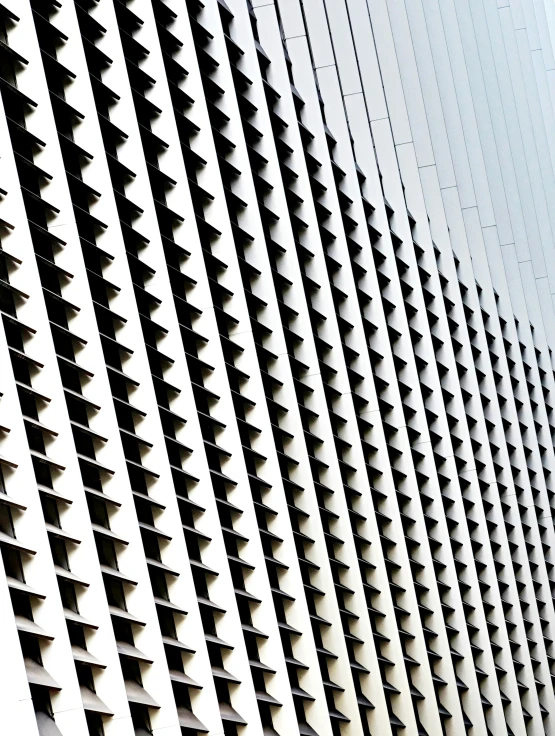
[{"x1": 1, "y1": 0, "x2": 555, "y2": 735}]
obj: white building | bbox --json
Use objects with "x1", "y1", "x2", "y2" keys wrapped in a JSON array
[{"x1": 1, "y1": 0, "x2": 555, "y2": 734}]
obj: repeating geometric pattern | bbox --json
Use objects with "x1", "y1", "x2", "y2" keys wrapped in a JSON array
[{"x1": 0, "y1": 0, "x2": 554, "y2": 734}]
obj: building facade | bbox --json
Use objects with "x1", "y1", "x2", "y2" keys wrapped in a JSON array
[{"x1": 1, "y1": 0, "x2": 555, "y2": 734}]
